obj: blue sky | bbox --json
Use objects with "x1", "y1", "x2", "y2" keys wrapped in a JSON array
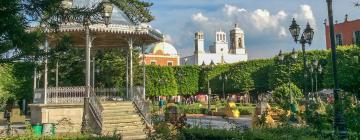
[{"x1": 144, "y1": 0, "x2": 360, "y2": 59}]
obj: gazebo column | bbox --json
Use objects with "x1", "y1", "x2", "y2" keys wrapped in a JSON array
[
  {"x1": 85, "y1": 25, "x2": 91, "y2": 97},
  {"x1": 126, "y1": 52, "x2": 129, "y2": 99},
  {"x1": 142, "y1": 45, "x2": 146, "y2": 99},
  {"x1": 128, "y1": 38, "x2": 134, "y2": 99},
  {"x1": 44, "y1": 37, "x2": 49, "y2": 104}
]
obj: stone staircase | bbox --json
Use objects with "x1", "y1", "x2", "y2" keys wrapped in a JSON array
[{"x1": 101, "y1": 101, "x2": 148, "y2": 140}]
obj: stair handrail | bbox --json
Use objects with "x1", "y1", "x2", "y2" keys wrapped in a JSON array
[
  {"x1": 132, "y1": 87, "x2": 152, "y2": 128},
  {"x1": 88, "y1": 88, "x2": 103, "y2": 132}
]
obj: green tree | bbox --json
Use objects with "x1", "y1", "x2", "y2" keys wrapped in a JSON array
[
  {"x1": 174, "y1": 66, "x2": 201, "y2": 96},
  {"x1": 146, "y1": 66, "x2": 178, "y2": 97},
  {"x1": 0, "y1": 0, "x2": 155, "y2": 62},
  {"x1": 0, "y1": 64, "x2": 16, "y2": 111}
]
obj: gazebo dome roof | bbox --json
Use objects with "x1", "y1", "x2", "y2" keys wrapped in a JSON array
[
  {"x1": 146, "y1": 41, "x2": 178, "y2": 55},
  {"x1": 74, "y1": 0, "x2": 134, "y2": 25}
]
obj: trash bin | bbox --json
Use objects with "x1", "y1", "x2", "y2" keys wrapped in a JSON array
[
  {"x1": 42, "y1": 123, "x2": 55, "y2": 135},
  {"x1": 32, "y1": 123, "x2": 42, "y2": 136}
]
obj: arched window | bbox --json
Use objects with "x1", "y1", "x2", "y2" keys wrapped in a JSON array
[{"x1": 238, "y1": 38, "x2": 242, "y2": 48}]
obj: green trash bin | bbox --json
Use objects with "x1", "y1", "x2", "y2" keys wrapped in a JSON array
[{"x1": 32, "y1": 123, "x2": 42, "y2": 136}]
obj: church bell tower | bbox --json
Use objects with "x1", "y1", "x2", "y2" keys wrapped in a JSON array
[
  {"x1": 230, "y1": 24, "x2": 246, "y2": 54},
  {"x1": 194, "y1": 32, "x2": 205, "y2": 54}
]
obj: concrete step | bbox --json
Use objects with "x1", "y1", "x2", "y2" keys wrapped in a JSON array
[
  {"x1": 102, "y1": 111, "x2": 138, "y2": 117},
  {"x1": 103, "y1": 118, "x2": 142, "y2": 124},
  {"x1": 103, "y1": 106, "x2": 135, "y2": 110},
  {"x1": 102, "y1": 125, "x2": 145, "y2": 132},
  {"x1": 102, "y1": 108, "x2": 135, "y2": 113},
  {"x1": 103, "y1": 121, "x2": 144, "y2": 127},
  {"x1": 102, "y1": 102, "x2": 133, "y2": 107},
  {"x1": 102, "y1": 114, "x2": 140, "y2": 120}
]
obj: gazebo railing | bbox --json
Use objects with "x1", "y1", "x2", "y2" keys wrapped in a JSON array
[
  {"x1": 132, "y1": 87, "x2": 152, "y2": 127},
  {"x1": 33, "y1": 87, "x2": 124, "y2": 104},
  {"x1": 95, "y1": 88, "x2": 126, "y2": 102},
  {"x1": 47, "y1": 86, "x2": 86, "y2": 104},
  {"x1": 88, "y1": 88, "x2": 103, "y2": 133}
]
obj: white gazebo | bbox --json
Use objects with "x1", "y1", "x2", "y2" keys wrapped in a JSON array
[{"x1": 29, "y1": 0, "x2": 162, "y2": 135}]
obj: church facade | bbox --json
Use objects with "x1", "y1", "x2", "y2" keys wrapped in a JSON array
[{"x1": 181, "y1": 24, "x2": 248, "y2": 65}]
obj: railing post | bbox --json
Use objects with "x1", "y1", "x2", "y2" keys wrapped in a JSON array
[
  {"x1": 44, "y1": 36, "x2": 49, "y2": 104},
  {"x1": 128, "y1": 38, "x2": 134, "y2": 100},
  {"x1": 81, "y1": 97, "x2": 90, "y2": 133}
]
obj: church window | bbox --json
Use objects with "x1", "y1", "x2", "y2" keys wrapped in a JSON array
[
  {"x1": 354, "y1": 31, "x2": 360, "y2": 45},
  {"x1": 335, "y1": 34, "x2": 342, "y2": 46},
  {"x1": 238, "y1": 38, "x2": 242, "y2": 48}
]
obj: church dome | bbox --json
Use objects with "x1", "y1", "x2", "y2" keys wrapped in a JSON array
[
  {"x1": 232, "y1": 24, "x2": 244, "y2": 33},
  {"x1": 146, "y1": 41, "x2": 178, "y2": 55}
]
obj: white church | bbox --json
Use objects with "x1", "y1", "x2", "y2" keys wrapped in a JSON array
[{"x1": 181, "y1": 24, "x2": 248, "y2": 65}]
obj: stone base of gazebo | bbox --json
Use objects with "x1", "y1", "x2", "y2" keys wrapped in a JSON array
[
  {"x1": 29, "y1": 86, "x2": 150, "y2": 137},
  {"x1": 29, "y1": 104, "x2": 84, "y2": 133}
]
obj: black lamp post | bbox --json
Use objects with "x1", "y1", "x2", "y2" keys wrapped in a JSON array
[
  {"x1": 201, "y1": 60, "x2": 215, "y2": 114},
  {"x1": 219, "y1": 74, "x2": 228, "y2": 100},
  {"x1": 326, "y1": 0, "x2": 348, "y2": 138},
  {"x1": 309, "y1": 60, "x2": 321, "y2": 100},
  {"x1": 289, "y1": 18, "x2": 314, "y2": 114}
]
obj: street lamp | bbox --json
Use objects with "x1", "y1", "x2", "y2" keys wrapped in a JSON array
[
  {"x1": 219, "y1": 74, "x2": 228, "y2": 100},
  {"x1": 201, "y1": 60, "x2": 215, "y2": 114},
  {"x1": 289, "y1": 18, "x2": 314, "y2": 113},
  {"x1": 326, "y1": 0, "x2": 347, "y2": 138},
  {"x1": 278, "y1": 48, "x2": 298, "y2": 121},
  {"x1": 102, "y1": 0, "x2": 113, "y2": 27}
]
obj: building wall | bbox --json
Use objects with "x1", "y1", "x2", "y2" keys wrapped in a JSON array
[
  {"x1": 143, "y1": 54, "x2": 179, "y2": 66},
  {"x1": 325, "y1": 19, "x2": 360, "y2": 49}
]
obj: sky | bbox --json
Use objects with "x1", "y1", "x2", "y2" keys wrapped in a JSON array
[{"x1": 143, "y1": 0, "x2": 360, "y2": 59}]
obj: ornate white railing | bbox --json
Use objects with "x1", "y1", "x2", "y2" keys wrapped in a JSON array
[
  {"x1": 132, "y1": 87, "x2": 152, "y2": 127},
  {"x1": 88, "y1": 88, "x2": 103, "y2": 133},
  {"x1": 95, "y1": 88, "x2": 126, "y2": 102},
  {"x1": 47, "y1": 86, "x2": 86, "y2": 104},
  {"x1": 33, "y1": 87, "x2": 123, "y2": 104}
]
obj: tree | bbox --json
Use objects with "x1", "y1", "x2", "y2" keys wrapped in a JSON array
[
  {"x1": 0, "y1": 0, "x2": 155, "y2": 63},
  {"x1": 0, "y1": 64, "x2": 16, "y2": 111},
  {"x1": 174, "y1": 66, "x2": 201, "y2": 96},
  {"x1": 146, "y1": 66, "x2": 178, "y2": 97}
]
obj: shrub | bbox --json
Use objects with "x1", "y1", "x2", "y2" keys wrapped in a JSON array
[
  {"x1": 238, "y1": 107, "x2": 255, "y2": 115},
  {"x1": 272, "y1": 83, "x2": 303, "y2": 111},
  {"x1": 179, "y1": 126, "x2": 322, "y2": 140},
  {"x1": 179, "y1": 127, "x2": 242, "y2": 140}
]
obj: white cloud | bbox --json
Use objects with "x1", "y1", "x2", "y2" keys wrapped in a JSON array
[
  {"x1": 278, "y1": 27, "x2": 287, "y2": 37},
  {"x1": 223, "y1": 4, "x2": 247, "y2": 16},
  {"x1": 293, "y1": 4, "x2": 316, "y2": 28},
  {"x1": 191, "y1": 5, "x2": 289, "y2": 35},
  {"x1": 192, "y1": 12, "x2": 209, "y2": 22},
  {"x1": 250, "y1": 9, "x2": 288, "y2": 31}
]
